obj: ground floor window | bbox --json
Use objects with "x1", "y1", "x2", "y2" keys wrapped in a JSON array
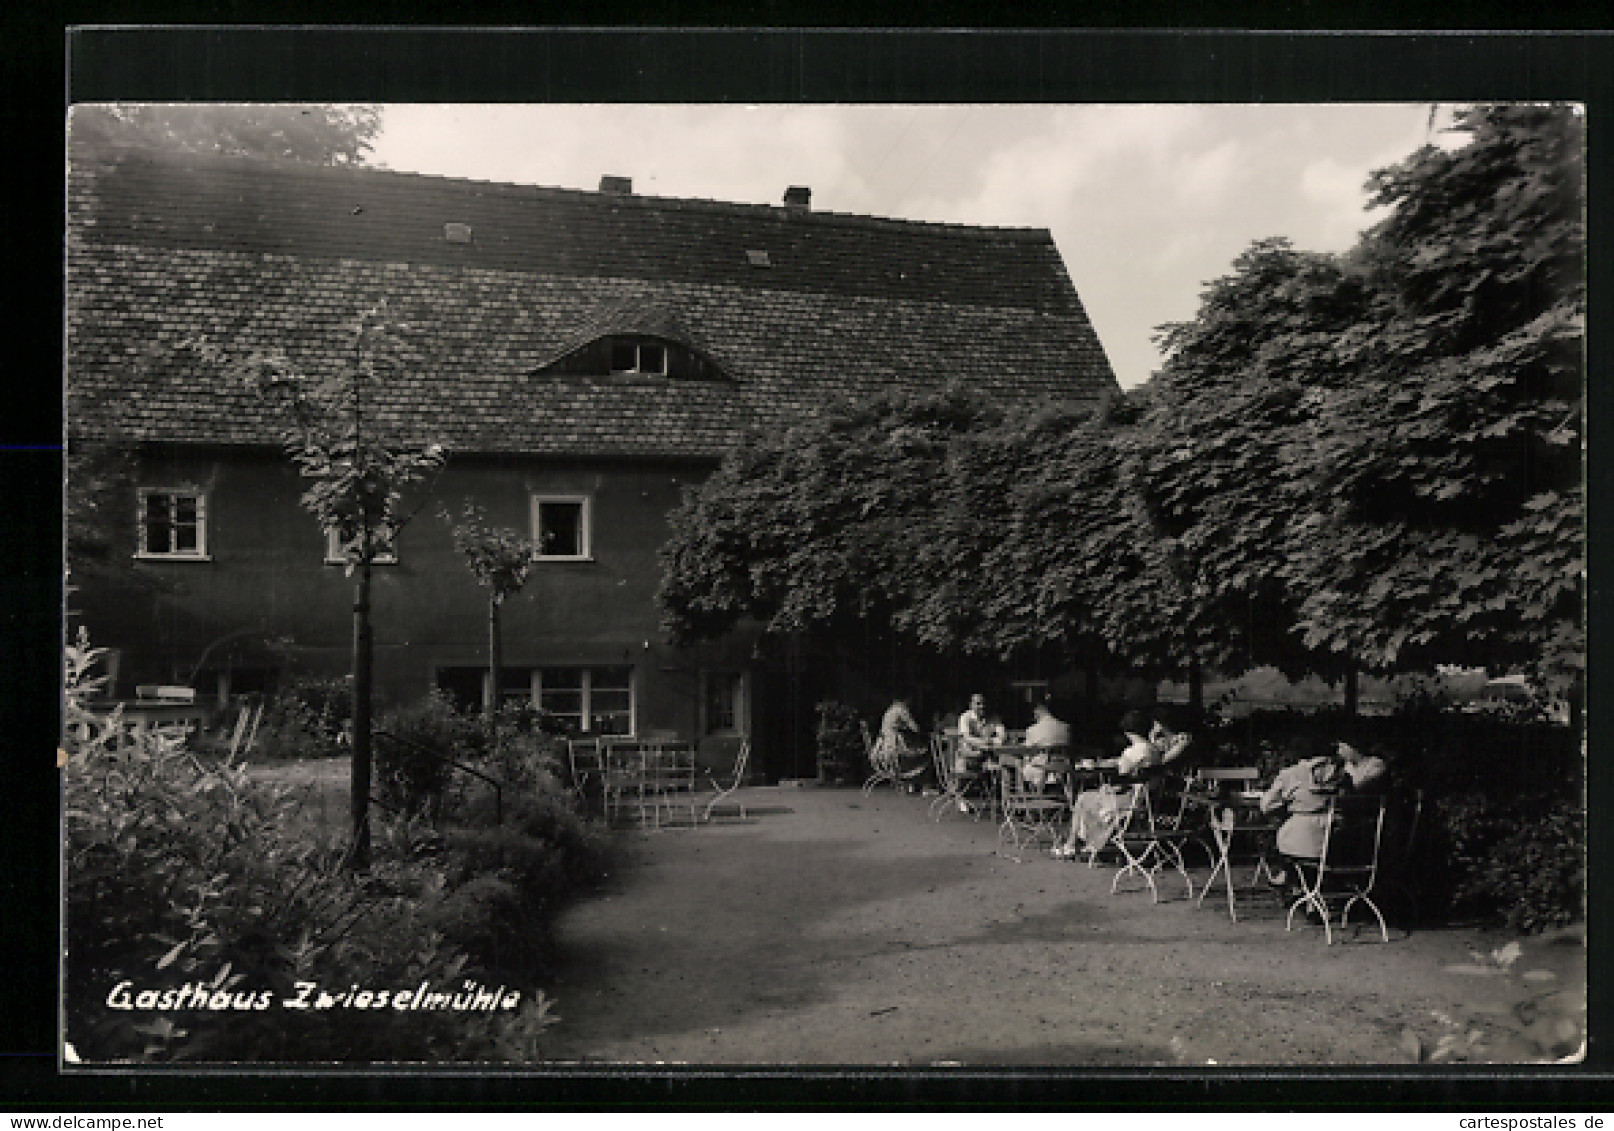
[
  {"x1": 532, "y1": 666, "x2": 634, "y2": 735},
  {"x1": 137, "y1": 488, "x2": 208, "y2": 558},
  {"x1": 438, "y1": 664, "x2": 634, "y2": 735}
]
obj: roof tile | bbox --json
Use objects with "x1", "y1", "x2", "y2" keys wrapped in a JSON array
[{"x1": 68, "y1": 146, "x2": 1118, "y2": 457}]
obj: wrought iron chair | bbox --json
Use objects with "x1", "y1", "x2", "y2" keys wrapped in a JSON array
[
  {"x1": 642, "y1": 740, "x2": 701, "y2": 829},
  {"x1": 929, "y1": 732, "x2": 985, "y2": 821},
  {"x1": 699, "y1": 739, "x2": 752, "y2": 823},
  {"x1": 1375, "y1": 788, "x2": 1426, "y2": 926},
  {"x1": 566, "y1": 737, "x2": 608, "y2": 815},
  {"x1": 862, "y1": 719, "x2": 901, "y2": 795},
  {"x1": 1108, "y1": 780, "x2": 1197, "y2": 903},
  {"x1": 600, "y1": 741, "x2": 651, "y2": 827},
  {"x1": 995, "y1": 755, "x2": 1068, "y2": 862},
  {"x1": 1175, "y1": 765, "x2": 1262, "y2": 865},
  {"x1": 1285, "y1": 792, "x2": 1389, "y2": 944}
]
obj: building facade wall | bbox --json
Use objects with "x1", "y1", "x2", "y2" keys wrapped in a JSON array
[{"x1": 77, "y1": 446, "x2": 761, "y2": 763}]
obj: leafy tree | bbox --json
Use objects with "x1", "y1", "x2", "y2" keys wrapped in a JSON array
[
  {"x1": 974, "y1": 394, "x2": 1187, "y2": 674},
  {"x1": 245, "y1": 301, "x2": 446, "y2": 868},
  {"x1": 65, "y1": 440, "x2": 137, "y2": 582},
  {"x1": 70, "y1": 103, "x2": 382, "y2": 165},
  {"x1": 1136, "y1": 105, "x2": 1583, "y2": 700},
  {"x1": 657, "y1": 385, "x2": 1002, "y2": 650},
  {"x1": 659, "y1": 103, "x2": 1583, "y2": 715},
  {"x1": 1290, "y1": 104, "x2": 1584, "y2": 691},
  {"x1": 443, "y1": 501, "x2": 537, "y2": 722},
  {"x1": 657, "y1": 385, "x2": 1172, "y2": 682},
  {"x1": 1137, "y1": 239, "x2": 1373, "y2": 680}
]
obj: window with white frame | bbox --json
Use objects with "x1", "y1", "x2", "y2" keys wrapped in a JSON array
[
  {"x1": 137, "y1": 488, "x2": 208, "y2": 558},
  {"x1": 498, "y1": 666, "x2": 634, "y2": 735},
  {"x1": 703, "y1": 671, "x2": 745, "y2": 736},
  {"x1": 324, "y1": 526, "x2": 398, "y2": 565},
  {"x1": 609, "y1": 337, "x2": 669, "y2": 376},
  {"x1": 532, "y1": 495, "x2": 591, "y2": 560}
]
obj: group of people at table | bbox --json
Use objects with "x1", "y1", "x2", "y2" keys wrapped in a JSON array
[{"x1": 873, "y1": 692, "x2": 1388, "y2": 898}]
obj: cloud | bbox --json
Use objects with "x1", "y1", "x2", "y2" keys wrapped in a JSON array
[
  {"x1": 1168, "y1": 138, "x2": 1249, "y2": 210},
  {"x1": 1299, "y1": 157, "x2": 1376, "y2": 247}
]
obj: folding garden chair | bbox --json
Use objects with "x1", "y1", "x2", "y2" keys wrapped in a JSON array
[
  {"x1": 1375, "y1": 788, "x2": 1425, "y2": 926},
  {"x1": 566, "y1": 737, "x2": 607, "y2": 815},
  {"x1": 1286, "y1": 792, "x2": 1389, "y2": 944},
  {"x1": 700, "y1": 739, "x2": 751, "y2": 822},
  {"x1": 996, "y1": 757, "x2": 1068, "y2": 862},
  {"x1": 1176, "y1": 766, "x2": 1262, "y2": 865},
  {"x1": 862, "y1": 719, "x2": 900, "y2": 795},
  {"x1": 1108, "y1": 781, "x2": 1197, "y2": 903},
  {"x1": 642, "y1": 741, "x2": 700, "y2": 829},
  {"x1": 600, "y1": 741, "x2": 653, "y2": 828},
  {"x1": 929, "y1": 732, "x2": 985, "y2": 821}
]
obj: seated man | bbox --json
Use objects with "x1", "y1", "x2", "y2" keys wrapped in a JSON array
[
  {"x1": 955, "y1": 693, "x2": 993, "y2": 775},
  {"x1": 1022, "y1": 701, "x2": 1071, "y2": 789}
]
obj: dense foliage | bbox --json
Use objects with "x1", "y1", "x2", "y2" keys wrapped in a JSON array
[
  {"x1": 66, "y1": 440, "x2": 140, "y2": 582},
  {"x1": 252, "y1": 675, "x2": 353, "y2": 761},
  {"x1": 64, "y1": 632, "x2": 587, "y2": 1063},
  {"x1": 1290, "y1": 106, "x2": 1584, "y2": 688},
  {"x1": 374, "y1": 691, "x2": 479, "y2": 820},
  {"x1": 814, "y1": 700, "x2": 867, "y2": 785},
  {"x1": 658, "y1": 105, "x2": 1583, "y2": 699}
]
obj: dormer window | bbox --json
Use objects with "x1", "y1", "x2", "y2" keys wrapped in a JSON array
[
  {"x1": 540, "y1": 330, "x2": 726, "y2": 381},
  {"x1": 610, "y1": 338, "x2": 668, "y2": 376}
]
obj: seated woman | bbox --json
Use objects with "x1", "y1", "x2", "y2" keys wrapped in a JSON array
[
  {"x1": 1149, "y1": 717, "x2": 1194, "y2": 767},
  {"x1": 1258, "y1": 735, "x2": 1348, "y2": 892},
  {"x1": 1052, "y1": 710, "x2": 1157, "y2": 859},
  {"x1": 1337, "y1": 737, "x2": 1388, "y2": 793},
  {"x1": 876, "y1": 696, "x2": 931, "y2": 792}
]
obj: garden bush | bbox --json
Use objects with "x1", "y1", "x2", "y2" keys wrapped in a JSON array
[
  {"x1": 424, "y1": 874, "x2": 540, "y2": 972},
  {"x1": 63, "y1": 633, "x2": 560, "y2": 1063},
  {"x1": 815, "y1": 699, "x2": 865, "y2": 784},
  {"x1": 252, "y1": 674, "x2": 353, "y2": 761},
  {"x1": 374, "y1": 690, "x2": 482, "y2": 819},
  {"x1": 444, "y1": 794, "x2": 610, "y2": 905},
  {"x1": 1428, "y1": 793, "x2": 1584, "y2": 933},
  {"x1": 430, "y1": 793, "x2": 610, "y2": 976},
  {"x1": 475, "y1": 703, "x2": 568, "y2": 795}
]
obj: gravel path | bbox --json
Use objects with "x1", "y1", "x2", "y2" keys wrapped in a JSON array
[{"x1": 539, "y1": 784, "x2": 1585, "y2": 1067}]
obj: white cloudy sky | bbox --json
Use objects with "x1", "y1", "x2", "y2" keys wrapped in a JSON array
[{"x1": 369, "y1": 103, "x2": 1454, "y2": 390}]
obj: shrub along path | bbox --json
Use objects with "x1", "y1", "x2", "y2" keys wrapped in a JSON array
[{"x1": 540, "y1": 784, "x2": 1584, "y2": 1067}]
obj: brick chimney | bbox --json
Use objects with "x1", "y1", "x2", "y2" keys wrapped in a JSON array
[
  {"x1": 783, "y1": 185, "x2": 811, "y2": 211},
  {"x1": 599, "y1": 175, "x2": 633, "y2": 195}
]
